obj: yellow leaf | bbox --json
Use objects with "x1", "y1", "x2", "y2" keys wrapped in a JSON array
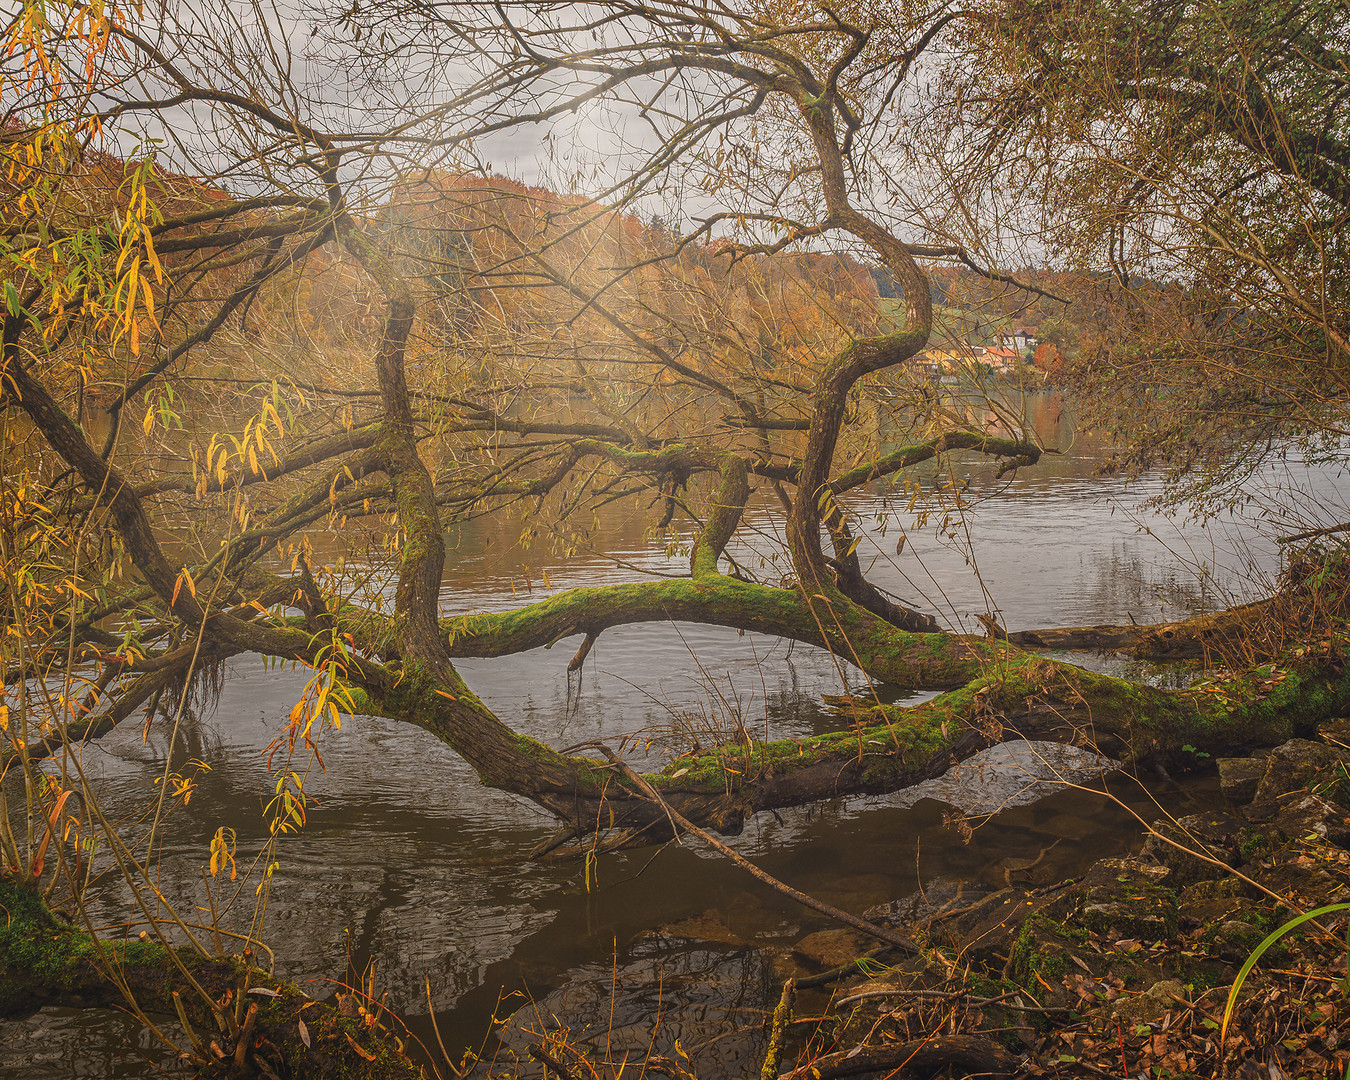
[
  {"x1": 140, "y1": 278, "x2": 157, "y2": 328},
  {"x1": 145, "y1": 238, "x2": 164, "y2": 283}
]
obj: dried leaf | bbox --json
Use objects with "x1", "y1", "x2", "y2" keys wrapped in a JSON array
[{"x1": 345, "y1": 1032, "x2": 377, "y2": 1061}]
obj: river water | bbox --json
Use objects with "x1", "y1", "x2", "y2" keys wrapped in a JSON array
[{"x1": 3, "y1": 391, "x2": 1345, "y2": 1077}]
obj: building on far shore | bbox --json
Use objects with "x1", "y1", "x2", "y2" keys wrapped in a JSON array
[
  {"x1": 982, "y1": 346, "x2": 1021, "y2": 372},
  {"x1": 995, "y1": 326, "x2": 1038, "y2": 353}
]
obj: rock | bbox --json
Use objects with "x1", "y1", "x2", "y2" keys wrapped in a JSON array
[
  {"x1": 1233, "y1": 823, "x2": 1277, "y2": 864},
  {"x1": 496, "y1": 943, "x2": 774, "y2": 1080},
  {"x1": 1217, "y1": 757, "x2": 1265, "y2": 803},
  {"x1": 792, "y1": 928, "x2": 871, "y2": 970},
  {"x1": 1250, "y1": 739, "x2": 1350, "y2": 806},
  {"x1": 1271, "y1": 792, "x2": 1350, "y2": 847},
  {"x1": 1177, "y1": 876, "x2": 1252, "y2": 929},
  {"x1": 1141, "y1": 811, "x2": 1244, "y2": 888},
  {"x1": 1253, "y1": 756, "x2": 1318, "y2": 804},
  {"x1": 1008, "y1": 915, "x2": 1101, "y2": 1007},
  {"x1": 1269, "y1": 738, "x2": 1349, "y2": 770},
  {"x1": 1317, "y1": 717, "x2": 1350, "y2": 744},
  {"x1": 1036, "y1": 813, "x2": 1101, "y2": 843},
  {"x1": 1078, "y1": 856, "x2": 1173, "y2": 891},
  {"x1": 1178, "y1": 877, "x2": 1245, "y2": 901},
  {"x1": 654, "y1": 909, "x2": 754, "y2": 949},
  {"x1": 1111, "y1": 978, "x2": 1189, "y2": 1021},
  {"x1": 1179, "y1": 896, "x2": 1250, "y2": 931},
  {"x1": 1205, "y1": 919, "x2": 1266, "y2": 963},
  {"x1": 864, "y1": 877, "x2": 983, "y2": 927},
  {"x1": 947, "y1": 889, "x2": 1048, "y2": 962},
  {"x1": 1076, "y1": 858, "x2": 1178, "y2": 941}
]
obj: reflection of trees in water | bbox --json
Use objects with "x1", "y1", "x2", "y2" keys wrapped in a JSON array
[
  {"x1": 1085, "y1": 548, "x2": 1225, "y2": 624},
  {"x1": 535, "y1": 643, "x2": 846, "y2": 763},
  {"x1": 493, "y1": 945, "x2": 772, "y2": 1080}
]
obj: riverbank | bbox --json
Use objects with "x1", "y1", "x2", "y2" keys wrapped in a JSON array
[{"x1": 755, "y1": 721, "x2": 1350, "y2": 1078}]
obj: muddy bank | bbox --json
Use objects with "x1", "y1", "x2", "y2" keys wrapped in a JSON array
[{"x1": 765, "y1": 719, "x2": 1350, "y2": 1078}]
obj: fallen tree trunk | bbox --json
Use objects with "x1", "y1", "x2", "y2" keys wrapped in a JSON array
[
  {"x1": 355, "y1": 605, "x2": 1350, "y2": 840},
  {"x1": 442, "y1": 573, "x2": 992, "y2": 688},
  {"x1": 1009, "y1": 596, "x2": 1282, "y2": 659}
]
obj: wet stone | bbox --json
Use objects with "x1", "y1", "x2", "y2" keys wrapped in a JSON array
[
  {"x1": 1077, "y1": 856, "x2": 1173, "y2": 892},
  {"x1": 981, "y1": 849, "x2": 1063, "y2": 890},
  {"x1": 1076, "y1": 858, "x2": 1178, "y2": 941},
  {"x1": 1140, "y1": 811, "x2": 1245, "y2": 888},
  {"x1": 792, "y1": 928, "x2": 871, "y2": 971},
  {"x1": 651, "y1": 910, "x2": 754, "y2": 949},
  {"x1": 1035, "y1": 813, "x2": 1101, "y2": 843},
  {"x1": 949, "y1": 890, "x2": 1048, "y2": 961},
  {"x1": 864, "y1": 877, "x2": 983, "y2": 927},
  {"x1": 1217, "y1": 757, "x2": 1265, "y2": 804},
  {"x1": 494, "y1": 944, "x2": 773, "y2": 1080}
]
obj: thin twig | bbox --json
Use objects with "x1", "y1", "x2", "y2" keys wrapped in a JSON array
[{"x1": 596, "y1": 746, "x2": 919, "y2": 954}]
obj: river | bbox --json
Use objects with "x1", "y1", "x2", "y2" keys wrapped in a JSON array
[{"x1": 2, "y1": 390, "x2": 1342, "y2": 1077}]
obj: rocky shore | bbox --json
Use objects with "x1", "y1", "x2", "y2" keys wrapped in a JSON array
[{"x1": 773, "y1": 721, "x2": 1350, "y2": 1079}]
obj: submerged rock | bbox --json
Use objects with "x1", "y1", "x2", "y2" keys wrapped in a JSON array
[
  {"x1": 1217, "y1": 757, "x2": 1264, "y2": 803},
  {"x1": 792, "y1": 928, "x2": 871, "y2": 971},
  {"x1": 652, "y1": 909, "x2": 756, "y2": 950},
  {"x1": 864, "y1": 877, "x2": 985, "y2": 927}
]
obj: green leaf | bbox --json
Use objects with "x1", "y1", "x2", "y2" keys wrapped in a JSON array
[{"x1": 1221, "y1": 902, "x2": 1350, "y2": 1045}]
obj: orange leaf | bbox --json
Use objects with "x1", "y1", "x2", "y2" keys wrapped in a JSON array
[
  {"x1": 345, "y1": 1033, "x2": 377, "y2": 1062},
  {"x1": 30, "y1": 790, "x2": 73, "y2": 879}
]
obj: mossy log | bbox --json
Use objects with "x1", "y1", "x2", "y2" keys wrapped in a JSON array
[
  {"x1": 442, "y1": 573, "x2": 992, "y2": 688},
  {"x1": 0, "y1": 876, "x2": 423, "y2": 1079},
  {"x1": 1009, "y1": 597, "x2": 1281, "y2": 659},
  {"x1": 358, "y1": 582, "x2": 1350, "y2": 838}
]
